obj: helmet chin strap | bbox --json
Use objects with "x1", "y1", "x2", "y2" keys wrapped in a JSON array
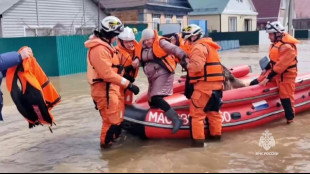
[
  {"x1": 119, "y1": 39, "x2": 125, "y2": 48},
  {"x1": 273, "y1": 33, "x2": 284, "y2": 43},
  {"x1": 192, "y1": 33, "x2": 202, "y2": 42},
  {"x1": 101, "y1": 36, "x2": 112, "y2": 44}
]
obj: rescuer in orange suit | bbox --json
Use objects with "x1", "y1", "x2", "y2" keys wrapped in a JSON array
[
  {"x1": 85, "y1": 16, "x2": 140, "y2": 149},
  {"x1": 115, "y1": 27, "x2": 141, "y2": 130},
  {"x1": 183, "y1": 24, "x2": 225, "y2": 147},
  {"x1": 250, "y1": 21, "x2": 299, "y2": 124}
]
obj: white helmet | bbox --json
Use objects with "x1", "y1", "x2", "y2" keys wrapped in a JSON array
[
  {"x1": 265, "y1": 21, "x2": 285, "y2": 33},
  {"x1": 141, "y1": 28, "x2": 155, "y2": 41},
  {"x1": 101, "y1": 16, "x2": 124, "y2": 34},
  {"x1": 182, "y1": 24, "x2": 204, "y2": 40},
  {"x1": 118, "y1": 27, "x2": 135, "y2": 41}
]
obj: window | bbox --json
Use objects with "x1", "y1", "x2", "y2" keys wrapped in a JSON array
[
  {"x1": 229, "y1": 17, "x2": 237, "y2": 32},
  {"x1": 165, "y1": 14, "x2": 173, "y2": 24},
  {"x1": 153, "y1": 14, "x2": 161, "y2": 30},
  {"x1": 25, "y1": 27, "x2": 53, "y2": 36},
  {"x1": 76, "y1": 27, "x2": 95, "y2": 35},
  {"x1": 153, "y1": 14, "x2": 161, "y2": 18},
  {"x1": 244, "y1": 19, "x2": 252, "y2": 31},
  {"x1": 177, "y1": 16, "x2": 183, "y2": 29}
]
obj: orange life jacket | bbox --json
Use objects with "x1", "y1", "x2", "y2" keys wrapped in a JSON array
[
  {"x1": 173, "y1": 33, "x2": 192, "y2": 55},
  {"x1": 87, "y1": 40, "x2": 123, "y2": 107},
  {"x1": 116, "y1": 40, "x2": 140, "y2": 80},
  {"x1": 188, "y1": 38, "x2": 224, "y2": 83},
  {"x1": 180, "y1": 40, "x2": 192, "y2": 56},
  {"x1": 269, "y1": 33, "x2": 298, "y2": 74},
  {"x1": 136, "y1": 30, "x2": 177, "y2": 73},
  {"x1": 6, "y1": 46, "x2": 61, "y2": 129},
  {"x1": 87, "y1": 41, "x2": 122, "y2": 85},
  {"x1": 170, "y1": 33, "x2": 191, "y2": 64}
]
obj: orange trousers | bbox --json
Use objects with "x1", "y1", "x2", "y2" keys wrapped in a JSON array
[
  {"x1": 119, "y1": 88, "x2": 126, "y2": 123},
  {"x1": 276, "y1": 78, "x2": 296, "y2": 120},
  {"x1": 257, "y1": 72, "x2": 296, "y2": 120},
  {"x1": 91, "y1": 83, "x2": 123, "y2": 145},
  {"x1": 190, "y1": 81, "x2": 223, "y2": 140},
  {"x1": 124, "y1": 89, "x2": 134, "y2": 105},
  {"x1": 118, "y1": 89, "x2": 134, "y2": 121}
]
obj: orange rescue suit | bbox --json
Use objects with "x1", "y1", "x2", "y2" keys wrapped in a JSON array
[
  {"x1": 267, "y1": 33, "x2": 299, "y2": 121},
  {"x1": 187, "y1": 38, "x2": 224, "y2": 141},
  {"x1": 116, "y1": 40, "x2": 140, "y2": 105},
  {"x1": 85, "y1": 36, "x2": 130, "y2": 146}
]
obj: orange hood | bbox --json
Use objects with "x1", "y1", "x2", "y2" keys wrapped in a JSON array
[
  {"x1": 281, "y1": 33, "x2": 299, "y2": 45},
  {"x1": 85, "y1": 36, "x2": 111, "y2": 49},
  {"x1": 195, "y1": 38, "x2": 221, "y2": 50}
]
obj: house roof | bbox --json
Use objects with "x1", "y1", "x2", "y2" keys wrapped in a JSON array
[
  {"x1": 0, "y1": 0, "x2": 20, "y2": 15},
  {"x1": 252, "y1": 0, "x2": 281, "y2": 23},
  {"x1": 99, "y1": 0, "x2": 147, "y2": 9},
  {"x1": 222, "y1": 0, "x2": 257, "y2": 15},
  {"x1": 99, "y1": 0, "x2": 192, "y2": 11},
  {"x1": 188, "y1": 0, "x2": 229, "y2": 15},
  {"x1": 295, "y1": 0, "x2": 310, "y2": 19}
]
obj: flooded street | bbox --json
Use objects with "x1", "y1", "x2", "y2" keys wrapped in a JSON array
[{"x1": 1, "y1": 40, "x2": 310, "y2": 173}]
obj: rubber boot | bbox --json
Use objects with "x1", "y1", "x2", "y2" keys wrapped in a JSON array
[
  {"x1": 206, "y1": 135, "x2": 222, "y2": 142},
  {"x1": 249, "y1": 79, "x2": 259, "y2": 86},
  {"x1": 114, "y1": 125, "x2": 122, "y2": 140},
  {"x1": 280, "y1": 98, "x2": 295, "y2": 123},
  {"x1": 191, "y1": 139, "x2": 205, "y2": 147},
  {"x1": 165, "y1": 108, "x2": 183, "y2": 134},
  {"x1": 113, "y1": 125, "x2": 127, "y2": 144},
  {"x1": 100, "y1": 143, "x2": 112, "y2": 149}
]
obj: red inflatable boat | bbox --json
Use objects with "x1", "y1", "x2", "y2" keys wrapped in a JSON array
[{"x1": 122, "y1": 65, "x2": 310, "y2": 139}]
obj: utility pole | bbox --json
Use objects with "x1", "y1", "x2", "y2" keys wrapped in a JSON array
[
  {"x1": 35, "y1": 0, "x2": 39, "y2": 26},
  {"x1": 288, "y1": 0, "x2": 295, "y2": 36},
  {"x1": 98, "y1": 0, "x2": 101, "y2": 29},
  {"x1": 283, "y1": 0, "x2": 288, "y2": 30}
]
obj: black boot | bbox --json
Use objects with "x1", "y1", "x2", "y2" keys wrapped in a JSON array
[
  {"x1": 165, "y1": 108, "x2": 183, "y2": 134},
  {"x1": 191, "y1": 139, "x2": 205, "y2": 147},
  {"x1": 100, "y1": 143, "x2": 112, "y2": 149},
  {"x1": 280, "y1": 98, "x2": 295, "y2": 122},
  {"x1": 114, "y1": 125, "x2": 122, "y2": 140},
  {"x1": 249, "y1": 79, "x2": 259, "y2": 86},
  {"x1": 206, "y1": 135, "x2": 222, "y2": 142},
  {"x1": 113, "y1": 125, "x2": 126, "y2": 143}
]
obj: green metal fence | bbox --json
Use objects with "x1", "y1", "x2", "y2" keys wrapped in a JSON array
[
  {"x1": 0, "y1": 36, "x2": 59, "y2": 76},
  {"x1": 295, "y1": 30, "x2": 310, "y2": 39},
  {"x1": 0, "y1": 34, "x2": 141, "y2": 76},
  {"x1": 0, "y1": 35, "x2": 90, "y2": 76},
  {"x1": 56, "y1": 35, "x2": 89, "y2": 76},
  {"x1": 209, "y1": 31, "x2": 259, "y2": 46}
]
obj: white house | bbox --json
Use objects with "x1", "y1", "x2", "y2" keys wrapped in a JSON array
[
  {"x1": 188, "y1": 0, "x2": 258, "y2": 32},
  {"x1": 0, "y1": 0, "x2": 107, "y2": 38}
]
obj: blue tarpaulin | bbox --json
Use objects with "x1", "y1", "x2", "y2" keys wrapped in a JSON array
[{"x1": 189, "y1": 20, "x2": 208, "y2": 36}]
